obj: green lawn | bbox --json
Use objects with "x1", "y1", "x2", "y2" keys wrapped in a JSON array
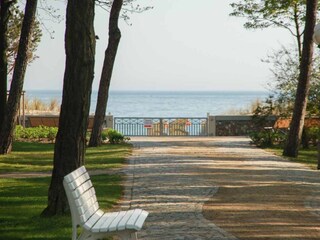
[
  {"x1": 0, "y1": 142, "x2": 131, "y2": 173},
  {"x1": 0, "y1": 142, "x2": 131, "y2": 239},
  {"x1": 267, "y1": 146, "x2": 318, "y2": 169}
]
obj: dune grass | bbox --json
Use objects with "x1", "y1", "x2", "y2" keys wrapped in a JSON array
[{"x1": 0, "y1": 141, "x2": 131, "y2": 239}]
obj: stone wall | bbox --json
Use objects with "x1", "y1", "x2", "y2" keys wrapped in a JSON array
[{"x1": 213, "y1": 115, "x2": 277, "y2": 136}]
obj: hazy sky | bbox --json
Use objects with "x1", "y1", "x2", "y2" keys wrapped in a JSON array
[{"x1": 23, "y1": 0, "x2": 294, "y2": 91}]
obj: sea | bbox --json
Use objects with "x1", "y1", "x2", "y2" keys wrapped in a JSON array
[{"x1": 25, "y1": 90, "x2": 269, "y2": 117}]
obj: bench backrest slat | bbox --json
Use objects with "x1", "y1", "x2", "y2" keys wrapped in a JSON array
[
  {"x1": 68, "y1": 172, "x2": 90, "y2": 190},
  {"x1": 63, "y1": 166, "x2": 100, "y2": 225},
  {"x1": 64, "y1": 166, "x2": 87, "y2": 183},
  {"x1": 75, "y1": 188, "x2": 96, "y2": 207},
  {"x1": 78, "y1": 194, "x2": 98, "y2": 215},
  {"x1": 80, "y1": 202, "x2": 100, "y2": 223},
  {"x1": 70, "y1": 180, "x2": 93, "y2": 199}
]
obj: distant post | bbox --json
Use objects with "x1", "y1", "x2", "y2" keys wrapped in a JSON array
[
  {"x1": 105, "y1": 114, "x2": 113, "y2": 129},
  {"x1": 207, "y1": 114, "x2": 216, "y2": 136},
  {"x1": 160, "y1": 118, "x2": 163, "y2": 136}
]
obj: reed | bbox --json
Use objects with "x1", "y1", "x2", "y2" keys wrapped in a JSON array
[
  {"x1": 24, "y1": 97, "x2": 60, "y2": 114},
  {"x1": 48, "y1": 98, "x2": 60, "y2": 112}
]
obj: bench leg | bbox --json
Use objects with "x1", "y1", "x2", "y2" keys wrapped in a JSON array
[
  {"x1": 130, "y1": 232, "x2": 138, "y2": 240},
  {"x1": 72, "y1": 223, "x2": 78, "y2": 240}
]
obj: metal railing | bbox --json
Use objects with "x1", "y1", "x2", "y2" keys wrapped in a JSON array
[{"x1": 114, "y1": 117, "x2": 208, "y2": 136}]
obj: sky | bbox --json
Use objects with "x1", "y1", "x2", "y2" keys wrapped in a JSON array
[{"x1": 23, "y1": 0, "x2": 294, "y2": 92}]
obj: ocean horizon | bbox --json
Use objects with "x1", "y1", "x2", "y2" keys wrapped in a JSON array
[{"x1": 24, "y1": 90, "x2": 270, "y2": 117}]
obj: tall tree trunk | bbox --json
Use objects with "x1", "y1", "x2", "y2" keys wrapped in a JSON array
[
  {"x1": 293, "y1": 3, "x2": 302, "y2": 59},
  {"x1": 293, "y1": 3, "x2": 309, "y2": 149},
  {"x1": 89, "y1": 0, "x2": 123, "y2": 147},
  {"x1": 0, "y1": 0, "x2": 14, "y2": 129},
  {"x1": 283, "y1": 0, "x2": 317, "y2": 157},
  {"x1": 0, "y1": 0, "x2": 37, "y2": 154},
  {"x1": 41, "y1": 0, "x2": 96, "y2": 217}
]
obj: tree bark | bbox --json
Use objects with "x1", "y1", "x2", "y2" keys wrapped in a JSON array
[
  {"x1": 283, "y1": 0, "x2": 317, "y2": 157},
  {"x1": 0, "y1": 1, "x2": 14, "y2": 129},
  {"x1": 41, "y1": 0, "x2": 96, "y2": 216},
  {"x1": 293, "y1": 3, "x2": 302, "y2": 59},
  {"x1": 0, "y1": 0, "x2": 37, "y2": 154},
  {"x1": 89, "y1": 0, "x2": 123, "y2": 147}
]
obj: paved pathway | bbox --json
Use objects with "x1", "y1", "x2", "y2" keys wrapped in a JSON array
[
  {"x1": 120, "y1": 137, "x2": 240, "y2": 240},
  {"x1": 119, "y1": 136, "x2": 320, "y2": 240}
]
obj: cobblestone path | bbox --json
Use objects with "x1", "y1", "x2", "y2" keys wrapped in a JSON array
[
  {"x1": 119, "y1": 137, "x2": 320, "y2": 240},
  {"x1": 120, "y1": 137, "x2": 239, "y2": 240}
]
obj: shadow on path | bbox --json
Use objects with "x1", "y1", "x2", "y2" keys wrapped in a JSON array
[{"x1": 121, "y1": 137, "x2": 320, "y2": 240}]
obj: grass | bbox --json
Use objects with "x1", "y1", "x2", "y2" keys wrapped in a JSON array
[
  {"x1": 0, "y1": 175, "x2": 122, "y2": 240},
  {"x1": 0, "y1": 142, "x2": 131, "y2": 173},
  {"x1": 0, "y1": 141, "x2": 131, "y2": 239},
  {"x1": 266, "y1": 146, "x2": 318, "y2": 169}
]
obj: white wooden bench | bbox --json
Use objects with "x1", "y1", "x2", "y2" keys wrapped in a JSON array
[{"x1": 63, "y1": 166, "x2": 148, "y2": 240}]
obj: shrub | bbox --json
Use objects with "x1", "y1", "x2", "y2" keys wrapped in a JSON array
[
  {"x1": 249, "y1": 128, "x2": 286, "y2": 147},
  {"x1": 101, "y1": 129, "x2": 109, "y2": 141},
  {"x1": 14, "y1": 125, "x2": 24, "y2": 139},
  {"x1": 304, "y1": 126, "x2": 320, "y2": 147},
  {"x1": 47, "y1": 127, "x2": 58, "y2": 142},
  {"x1": 102, "y1": 129, "x2": 130, "y2": 144},
  {"x1": 14, "y1": 125, "x2": 58, "y2": 142}
]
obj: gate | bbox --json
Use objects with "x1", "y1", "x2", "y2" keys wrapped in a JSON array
[{"x1": 114, "y1": 117, "x2": 208, "y2": 136}]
